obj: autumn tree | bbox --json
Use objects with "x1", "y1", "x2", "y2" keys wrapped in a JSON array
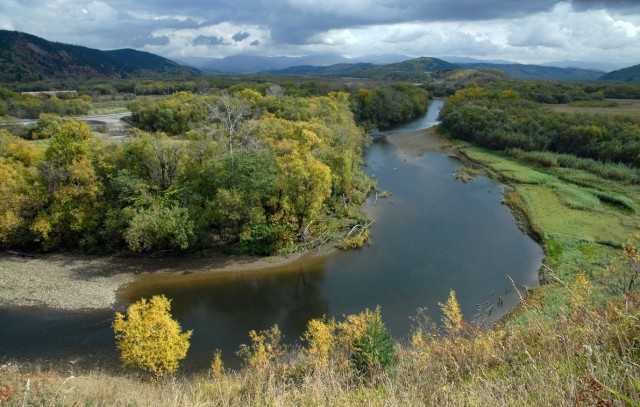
[
  {"x1": 113, "y1": 295, "x2": 192, "y2": 380},
  {"x1": 32, "y1": 120, "x2": 103, "y2": 249},
  {"x1": 272, "y1": 128, "x2": 331, "y2": 234},
  {"x1": 439, "y1": 289, "x2": 463, "y2": 336}
]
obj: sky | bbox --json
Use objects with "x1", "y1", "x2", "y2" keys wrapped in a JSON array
[{"x1": 1, "y1": 0, "x2": 639, "y2": 69}]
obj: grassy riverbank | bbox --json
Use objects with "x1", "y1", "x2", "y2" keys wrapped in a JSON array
[{"x1": 2, "y1": 132, "x2": 639, "y2": 406}]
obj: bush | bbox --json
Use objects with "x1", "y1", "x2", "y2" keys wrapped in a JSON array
[
  {"x1": 237, "y1": 325, "x2": 285, "y2": 371},
  {"x1": 113, "y1": 295, "x2": 192, "y2": 380},
  {"x1": 124, "y1": 204, "x2": 195, "y2": 252}
]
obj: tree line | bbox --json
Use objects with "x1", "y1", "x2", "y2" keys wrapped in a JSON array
[{"x1": 439, "y1": 87, "x2": 640, "y2": 168}]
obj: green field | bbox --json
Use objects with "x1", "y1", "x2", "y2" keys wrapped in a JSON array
[
  {"x1": 548, "y1": 98, "x2": 640, "y2": 116},
  {"x1": 89, "y1": 95, "x2": 165, "y2": 115}
]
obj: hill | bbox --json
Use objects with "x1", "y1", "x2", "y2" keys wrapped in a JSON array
[
  {"x1": 260, "y1": 62, "x2": 376, "y2": 76},
  {"x1": 599, "y1": 63, "x2": 640, "y2": 82},
  {"x1": 260, "y1": 57, "x2": 458, "y2": 80},
  {"x1": 0, "y1": 30, "x2": 199, "y2": 82},
  {"x1": 458, "y1": 63, "x2": 604, "y2": 81}
]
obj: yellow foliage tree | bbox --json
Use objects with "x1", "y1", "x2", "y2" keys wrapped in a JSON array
[
  {"x1": 439, "y1": 289, "x2": 463, "y2": 336},
  {"x1": 210, "y1": 349, "x2": 224, "y2": 379},
  {"x1": 237, "y1": 325, "x2": 284, "y2": 371},
  {"x1": 113, "y1": 295, "x2": 192, "y2": 380},
  {"x1": 302, "y1": 316, "x2": 336, "y2": 368},
  {"x1": 571, "y1": 271, "x2": 592, "y2": 309}
]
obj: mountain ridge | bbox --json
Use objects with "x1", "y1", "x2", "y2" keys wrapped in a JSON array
[
  {"x1": 599, "y1": 63, "x2": 640, "y2": 82},
  {"x1": 0, "y1": 30, "x2": 199, "y2": 82}
]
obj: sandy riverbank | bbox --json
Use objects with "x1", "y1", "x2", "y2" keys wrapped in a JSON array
[
  {"x1": 383, "y1": 127, "x2": 454, "y2": 163},
  {"x1": 0, "y1": 251, "x2": 309, "y2": 310}
]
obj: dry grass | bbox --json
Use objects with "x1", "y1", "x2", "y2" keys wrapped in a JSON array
[{"x1": 1, "y1": 289, "x2": 639, "y2": 406}]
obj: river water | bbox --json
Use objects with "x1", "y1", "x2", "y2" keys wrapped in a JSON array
[{"x1": 0, "y1": 100, "x2": 543, "y2": 370}]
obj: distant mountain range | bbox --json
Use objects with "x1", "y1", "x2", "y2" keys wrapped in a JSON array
[
  {"x1": 0, "y1": 30, "x2": 637, "y2": 83},
  {"x1": 255, "y1": 58, "x2": 609, "y2": 81},
  {"x1": 259, "y1": 57, "x2": 458, "y2": 80},
  {"x1": 175, "y1": 54, "x2": 411, "y2": 74},
  {"x1": 0, "y1": 30, "x2": 199, "y2": 82}
]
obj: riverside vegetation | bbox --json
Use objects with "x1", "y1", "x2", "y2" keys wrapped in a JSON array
[
  {"x1": 1, "y1": 76, "x2": 640, "y2": 405},
  {"x1": 0, "y1": 80, "x2": 430, "y2": 254}
]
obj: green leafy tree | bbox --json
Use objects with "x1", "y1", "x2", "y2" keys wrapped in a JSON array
[
  {"x1": 124, "y1": 204, "x2": 195, "y2": 252},
  {"x1": 350, "y1": 310, "x2": 396, "y2": 376},
  {"x1": 113, "y1": 295, "x2": 192, "y2": 380},
  {"x1": 32, "y1": 120, "x2": 103, "y2": 249}
]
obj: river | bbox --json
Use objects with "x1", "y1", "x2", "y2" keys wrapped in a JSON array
[{"x1": 0, "y1": 100, "x2": 543, "y2": 370}]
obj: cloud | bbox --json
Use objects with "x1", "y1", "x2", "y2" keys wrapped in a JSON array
[
  {"x1": 232, "y1": 31, "x2": 250, "y2": 42},
  {"x1": 193, "y1": 35, "x2": 228, "y2": 46},
  {"x1": 130, "y1": 35, "x2": 170, "y2": 47},
  {"x1": 0, "y1": 0, "x2": 639, "y2": 66}
]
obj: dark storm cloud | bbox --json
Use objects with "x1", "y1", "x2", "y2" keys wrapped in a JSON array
[
  {"x1": 232, "y1": 31, "x2": 250, "y2": 42},
  {"x1": 88, "y1": 0, "x2": 567, "y2": 46},
  {"x1": 193, "y1": 35, "x2": 229, "y2": 46}
]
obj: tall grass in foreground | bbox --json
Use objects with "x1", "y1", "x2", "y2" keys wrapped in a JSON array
[{"x1": 2, "y1": 273, "x2": 639, "y2": 406}]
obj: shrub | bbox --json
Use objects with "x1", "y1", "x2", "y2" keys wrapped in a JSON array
[
  {"x1": 210, "y1": 349, "x2": 224, "y2": 378},
  {"x1": 124, "y1": 204, "x2": 195, "y2": 252},
  {"x1": 237, "y1": 325, "x2": 285, "y2": 371},
  {"x1": 113, "y1": 295, "x2": 192, "y2": 380}
]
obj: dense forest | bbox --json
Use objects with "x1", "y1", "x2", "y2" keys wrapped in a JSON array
[
  {"x1": 0, "y1": 90, "x2": 376, "y2": 254},
  {"x1": 439, "y1": 86, "x2": 640, "y2": 168}
]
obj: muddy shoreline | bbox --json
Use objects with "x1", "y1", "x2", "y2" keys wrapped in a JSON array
[{"x1": 0, "y1": 250, "x2": 311, "y2": 310}]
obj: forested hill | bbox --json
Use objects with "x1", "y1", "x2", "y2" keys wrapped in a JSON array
[
  {"x1": 458, "y1": 63, "x2": 604, "y2": 81},
  {"x1": 261, "y1": 57, "x2": 458, "y2": 80},
  {"x1": 0, "y1": 30, "x2": 200, "y2": 82},
  {"x1": 599, "y1": 63, "x2": 640, "y2": 82}
]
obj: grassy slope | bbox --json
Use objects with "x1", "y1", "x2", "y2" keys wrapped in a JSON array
[{"x1": 2, "y1": 137, "x2": 640, "y2": 406}]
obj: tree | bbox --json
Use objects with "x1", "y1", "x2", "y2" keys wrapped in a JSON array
[
  {"x1": 32, "y1": 120, "x2": 103, "y2": 249},
  {"x1": 302, "y1": 316, "x2": 336, "y2": 369},
  {"x1": 273, "y1": 130, "x2": 332, "y2": 234},
  {"x1": 439, "y1": 289, "x2": 463, "y2": 336},
  {"x1": 349, "y1": 308, "x2": 396, "y2": 376},
  {"x1": 207, "y1": 92, "x2": 257, "y2": 155},
  {"x1": 113, "y1": 295, "x2": 192, "y2": 380}
]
